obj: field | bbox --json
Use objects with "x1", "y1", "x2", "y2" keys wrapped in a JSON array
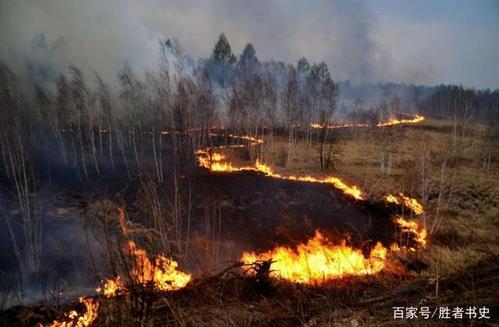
[
  {"x1": 1, "y1": 2, "x2": 498, "y2": 325},
  {"x1": 2, "y1": 117, "x2": 497, "y2": 326}
]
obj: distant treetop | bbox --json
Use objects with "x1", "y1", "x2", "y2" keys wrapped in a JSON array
[
  {"x1": 297, "y1": 57, "x2": 310, "y2": 74},
  {"x1": 212, "y1": 33, "x2": 236, "y2": 64}
]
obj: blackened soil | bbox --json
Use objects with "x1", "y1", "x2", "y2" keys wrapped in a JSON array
[{"x1": 192, "y1": 170, "x2": 398, "y2": 254}]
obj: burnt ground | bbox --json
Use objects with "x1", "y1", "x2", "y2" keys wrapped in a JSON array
[
  {"x1": 191, "y1": 170, "x2": 398, "y2": 255},
  {"x1": 0, "y1": 165, "x2": 402, "y2": 310}
]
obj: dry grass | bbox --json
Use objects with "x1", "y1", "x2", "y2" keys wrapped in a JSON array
[
  {"x1": 21, "y1": 254, "x2": 497, "y2": 326},
  {"x1": 2, "y1": 118, "x2": 498, "y2": 326},
  {"x1": 263, "y1": 119, "x2": 499, "y2": 280}
]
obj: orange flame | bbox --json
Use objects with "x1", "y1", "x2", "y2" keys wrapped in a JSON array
[
  {"x1": 310, "y1": 122, "x2": 370, "y2": 129},
  {"x1": 376, "y1": 114, "x2": 425, "y2": 127},
  {"x1": 395, "y1": 216, "x2": 428, "y2": 248},
  {"x1": 311, "y1": 113, "x2": 425, "y2": 129},
  {"x1": 96, "y1": 276, "x2": 123, "y2": 298},
  {"x1": 241, "y1": 231, "x2": 387, "y2": 284},
  {"x1": 97, "y1": 208, "x2": 192, "y2": 297},
  {"x1": 45, "y1": 297, "x2": 99, "y2": 327},
  {"x1": 196, "y1": 149, "x2": 363, "y2": 200},
  {"x1": 97, "y1": 244, "x2": 191, "y2": 297},
  {"x1": 241, "y1": 218, "x2": 428, "y2": 284},
  {"x1": 124, "y1": 240, "x2": 192, "y2": 291},
  {"x1": 385, "y1": 193, "x2": 424, "y2": 215}
]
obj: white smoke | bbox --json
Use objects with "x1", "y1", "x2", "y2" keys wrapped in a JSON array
[{"x1": 0, "y1": 0, "x2": 496, "y2": 88}]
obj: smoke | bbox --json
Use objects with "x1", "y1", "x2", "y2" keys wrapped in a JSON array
[
  {"x1": 0, "y1": 0, "x2": 389, "y2": 86},
  {"x1": 1, "y1": 0, "x2": 496, "y2": 89},
  {"x1": 0, "y1": 0, "x2": 162, "y2": 85}
]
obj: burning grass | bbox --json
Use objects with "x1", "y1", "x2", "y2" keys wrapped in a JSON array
[
  {"x1": 310, "y1": 113, "x2": 425, "y2": 129},
  {"x1": 241, "y1": 231, "x2": 388, "y2": 283},
  {"x1": 98, "y1": 240, "x2": 191, "y2": 296},
  {"x1": 28, "y1": 254, "x2": 498, "y2": 326},
  {"x1": 33, "y1": 196, "x2": 426, "y2": 326},
  {"x1": 45, "y1": 297, "x2": 99, "y2": 327},
  {"x1": 97, "y1": 208, "x2": 192, "y2": 298},
  {"x1": 195, "y1": 150, "x2": 364, "y2": 200}
]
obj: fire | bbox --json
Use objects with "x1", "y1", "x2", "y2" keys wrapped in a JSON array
[
  {"x1": 395, "y1": 216, "x2": 428, "y2": 248},
  {"x1": 311, "y1": 113, "x2": 425, "y2": 129},
  {"x1": 254, "y1": 161, "x2": 363, "y2": 200},
  {"x1": 241, "y1": 217, "x2": 428, "y2": 284},
  {"x1": 96, "y1": 276, "x2": 123, "y2": 298},
  {"x1": 43, "y1": 208, "x2": 191, "y2": 326},
  {"x1": 196, "y1": 149, "x2": 364, "y2": 200},
  {"x1": 310, "y1": 122, "x2": 370, "y2": 129},
  {"x1": 385, "y1": 193, "x2": 424, "y2": 215},
  {"x1": 241, "y1": 231, "x2": 387, "y2": 284},
  {"x1": 376, "y1": 114, "x2": 425, "y2": 127},
  {"x1": 97, "y1": 208, "x2": 191, "y2": 297},
  {"x1": 386, "y1": 194, "x2": 427, "y2": 249},
  {"x1": 196, "y1": 115, "x2": 425, "y2": 201},
  {"x1": 45, "y1": 297, "x2": 99, "y2": 327},
  {"x1": 123, "y1": 240, "x2": 192, "y2": 291},
  {"x1": 385, "y1": 194, "x2": 399, "y2": 204},
  {"x1": 97, "y1": 242, "x2": 191, "y2": 297}
]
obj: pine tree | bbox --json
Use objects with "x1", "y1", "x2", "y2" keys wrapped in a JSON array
[
  {"x1": 238, "y1": 43, "x2": 258, "y2": 77},
  {"x1": 240, "y1": 43, "x2": 257, "y2": 66},
  {"x1": 297, "y1": 57, "x2": 310, "y2": 74},
  {"x1": 212, "y1": 33, "x2": 236, "y2": 64}
]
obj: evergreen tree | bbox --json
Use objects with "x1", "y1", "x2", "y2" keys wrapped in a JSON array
[
  {"x1": 209, "y1": 33, "x2": 236, "y2": 88},
  {"x1": 211, "y1": 33, "x2": 236, "y2": 64},
  {"x1": 317, "y1": 62, "x2": 330, "y2": 80},
  {"x1": 238, "y1": 43, "x2": 258, "y2": 77},
  {"x1": 240, "y1": 43, "x2": 256, "y2": 63},
  {"x1": 297, "y1": 57, "x2": 310, "y2": 74}
]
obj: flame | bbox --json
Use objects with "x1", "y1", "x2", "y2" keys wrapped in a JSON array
[
  {"x1": 46, "y1": 297, "x2": 99, "y2": 327},
  {"x1": 96, "y1": 276, "x2": 123, "y2": 298},
  {"x1": 241, "y1": 231, "x2": 387, "y2": 284},
  {"x1": 385, "y1": 194, "x2": 399, "y2": 204},
  {"x1": 385, "y1": 193, "x2": 424, "y2": 215},
  {"x1": 45, "y1": 207, "x2": 191, "y2": 326},
  {"x1": 399, "y1": 195, "x2": 424, "y2": 215},
  {"x1": 196, "y1": 116, "x2": 425, "y2": 201},
  {"x1": 395, "y1": 216, "x2": 428, "y2": 248},
  {"x1": 97, "y1": 208, "x2": 191, "y2": 297},
  {"x1": 97, "y1": 244, "x2": 191, "y2": 298},
  {"x1": 124, "y1": 240, "x2": 192, "y2": 291},
  {"x1": 376, "y1": 114, "x2": 425, "y2": 127},
  {"x1": 196, "y1": 148, "x2": 363, "y2": 200},
  {"x1": 241, "y1": 219, "x2": 428, "y2": 283},
  {"x1": 386, "y1": 195, "x2": 427, "y2": 249},
  {"x1": 310, "y1": 122, "x2": 370, "y2": 129},
  {"x1": 311, "y1": 113, "x2": 425, "y2": 129}
]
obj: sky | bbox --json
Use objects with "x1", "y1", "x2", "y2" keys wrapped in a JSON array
[{"x1": 0, "y1": 0, "x2": 498, "y2": 89}]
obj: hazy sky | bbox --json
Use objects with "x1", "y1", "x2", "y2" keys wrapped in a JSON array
[{"x1": 1, "y1": 0, "x2": 498, "y2": 89}]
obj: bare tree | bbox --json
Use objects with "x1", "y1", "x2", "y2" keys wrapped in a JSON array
[
  {"x1": 481, "y1": 113, "x2": 497, "y2": 174},
  {"x1": 283, "y1": 68, "x2": 301, "y2": 167},
  {"x1": 0, "y1": 63, "x2": 42, "y2": 283},
  {"x1": 374, "y1": 97, "x2": 402, "y2": 175},
  {"x1": 95, "y1": 73, "x2": 115, "y2": 168}
]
